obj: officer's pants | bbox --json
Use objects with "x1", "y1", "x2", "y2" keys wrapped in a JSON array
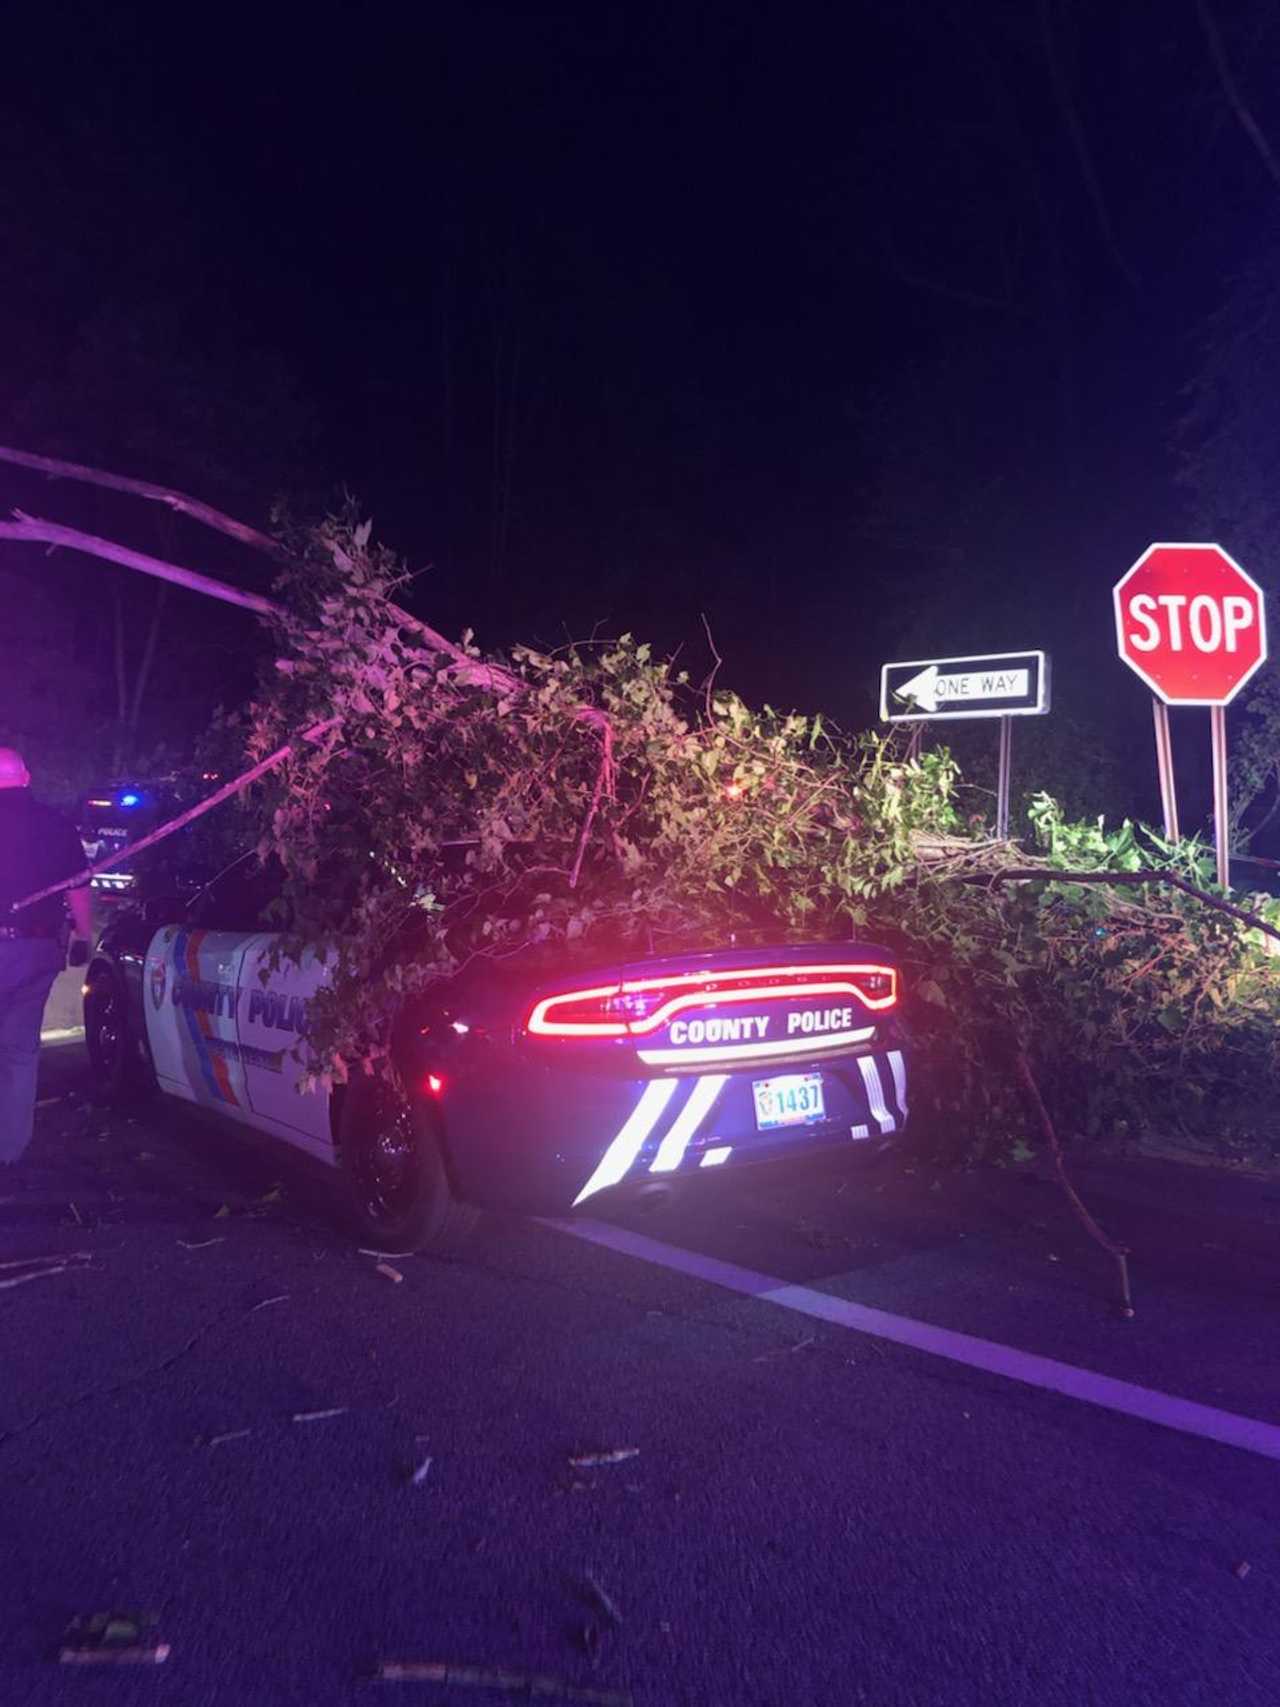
[{"x1": 0, "y1": 938, "x2": 63, "y2": 1160}]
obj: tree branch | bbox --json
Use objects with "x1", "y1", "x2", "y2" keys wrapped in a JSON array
[
  {"x1": 0, "y1": 513, "x2": 282, "y2": 617},
  {"x1": 10, "y1": 715, "x2": 341, "y2": 914},
  {"x1": 0, "y1": 442, "x2": 295, "y2": 565},
  {"x1": 1037, "y1": 0, "x2": 1140, "y2": 294},
  {"x1": 963, "y1": 865, "x2": 1280, "y2": 945},
  {"x1": 0, "y1": 446, "x2": 529, "y2": 692},
  {"x1": 699, "y1": 612, "x2": 723, "y2": 718},
  {"x1": 1017, "y1": 1049, "x2": 1134, "y2": 1315},
  {"x1": 0, "y1": 453, "x2": 617, "y2": 885},
  {"x1": 568, "y1": 717, "x2": 617, "y2": 890},
  {"x1": 129, "y1": 582, "x2": 168, "y2": 732},
  {"x1": 1196, "y1": 0, "x2": 1280, "y2": 192},
  {"x1": 111, "y1": 582, "x2": 128, "y2": 737}
]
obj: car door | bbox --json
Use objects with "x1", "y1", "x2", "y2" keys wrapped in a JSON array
[
  {"x1": 237, "y1": 936, "x2": 333, "y2": 1157},
  {"x1": 143, "y1": 857, "x2": 259, "y2": 1116}
]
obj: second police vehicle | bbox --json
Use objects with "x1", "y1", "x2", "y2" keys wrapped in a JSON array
[{"x1": 86, "y1": 853, "x2": 910, "y2": 1248}]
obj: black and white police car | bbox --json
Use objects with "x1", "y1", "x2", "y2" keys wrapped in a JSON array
[{"x1": 85, "y1": 854, "x2": 910, "y2": 1249}]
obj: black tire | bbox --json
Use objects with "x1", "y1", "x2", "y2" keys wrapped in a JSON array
[
  {"x1": 84, "y1": 967, "x2": 155, "y2": 1106},
  {"x1": 339, "y1": 1073, "x2": 478, "y2": 1251}
]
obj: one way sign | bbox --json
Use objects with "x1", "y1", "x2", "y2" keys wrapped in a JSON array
[{"x1": 879, "y1": 650, "x2": 1050, "y2": 722}]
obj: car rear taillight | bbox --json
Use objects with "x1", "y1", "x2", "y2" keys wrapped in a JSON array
[{"x1": 526, "y1": 963, "x2": 897, "y2": 1039}]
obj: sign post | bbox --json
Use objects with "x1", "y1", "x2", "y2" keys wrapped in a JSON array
[
  {"x1": 1113, "y1": 543, "x2": 1267, "y2": 888},
  {"x1": 880, "y1": 650, "x2": 1050, "y2": 840},
  {"x1": 1211, "y1": 704, "x2": 1230, "y2": 890},
  {"x1": 996, "y1": 715, "x2": 1013, "y2": 840},
  {"x1": 1151, "y1": 700, "x2": 1179, "y2": 842}
]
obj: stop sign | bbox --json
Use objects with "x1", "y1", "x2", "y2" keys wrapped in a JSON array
[{"x1": 1113, "y1": 543, "x2": 1268, "y2": 705}]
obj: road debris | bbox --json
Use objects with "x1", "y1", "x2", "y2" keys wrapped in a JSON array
[
  {"x1": 753, "y1": 1334, "x2": 816, "y2": 1362},
  {"x1": 1234, "y1": 1560, "x2": 1252, "y2": 1580},
  {"x1": 579, "y1": 1622, "x2": 604, "y2": 1668},
  {"x1": 0, "y1": 1266, "x2": 67, "y2": 1293},
  {"x1": 359, "y1": 1248, "x2": 417, "y2": 1259},
  {"x1": 291, "y1": 1406, "x2": 349, "y2": 1424},
  {"x1": 178, "y1": 1237, "x2": 226, "y2": 1251},
  {"x1": 583, "y1": 1570, "x2": 623, "y2": 1626},
  {"x1": 250, "y1": 1294, "x2": 289, "y2": 1312},
  {"x1": 410, "y1": 1454, "x2": 434, "y2": 1486},
  {"x1": 203, "y1": 1428, "x2": 253, "y2": 1449},
  {"x1": 372, "y1": 1660, "x2": 631, "y2": 1702},
  {"x1": 0, "y1": 1252, "x2": 91, "y2": 1272},
  {"x1": 376, "y1": 1262, "x2": 404, "y2": 1285},
  {"x1": 59, "y1": 1612, "x2": 170, "y2": 1666},
  {"x1": 569, "y1": 1448, "x2": 640, "y2": 1469}
]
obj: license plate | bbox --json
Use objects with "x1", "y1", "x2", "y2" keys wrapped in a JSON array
[{"x1": 753, "y1": 1072, "x2": 826, "y2": 1130}]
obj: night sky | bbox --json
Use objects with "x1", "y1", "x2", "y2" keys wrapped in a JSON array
[{"x1": 4, "y1": 2, "x2": 1280, "y2": 826}]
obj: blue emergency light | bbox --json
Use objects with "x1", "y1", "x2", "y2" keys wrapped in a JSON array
[{"x1": 118, "y1": 791, "x2": 142, "y2": 808}]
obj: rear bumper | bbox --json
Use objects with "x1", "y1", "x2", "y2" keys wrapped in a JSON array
[{"x1": 440, "y1": 1040, "x2": 908, "y2": 1214}]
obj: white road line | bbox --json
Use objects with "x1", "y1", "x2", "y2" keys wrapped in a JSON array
[
  {"x1": 40, "y1": 1027, "x2": 84, "y2": 1045},
  {"x1": 546, "y1": 1217, "x2": 1280, "y2": 1463}
]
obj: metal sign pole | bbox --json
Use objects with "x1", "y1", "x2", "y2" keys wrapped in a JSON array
[
  {"x1": 996, "y1": 715, "x2": 1012, "y2": 840},
  {"x1": 1151, "y1": 698, "x2": 1180, "y2": 842},
  {"x1": 1211, "y1": 704, "x2": 1230, "y2": 889}
]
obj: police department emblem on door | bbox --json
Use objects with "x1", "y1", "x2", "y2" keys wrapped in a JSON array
[{"x1": 150, "y1": 960, "x2": 167, "y2": 1011}]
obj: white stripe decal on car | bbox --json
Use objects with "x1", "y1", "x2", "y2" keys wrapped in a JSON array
[
  {"x1": 700, "y1": 1145, "x2": 732, "y2": 1167},
  {"x1": 856, "y1": 1057, "x2": 895, "y2": 1134},
  {"x1": 572, "y1": 1079, "x2": 680, "y2": 1206},
  {"x1": 887, "y1": 1049, "x2": 908, "y2": 1120},
  {"x1": 650, "y1": 1075, "x2": 729, "y2": 1173}
]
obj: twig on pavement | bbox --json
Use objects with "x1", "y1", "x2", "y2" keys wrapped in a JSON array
[
  {"x1": 584, "y1": 1571, "x2": 623, "y2": 1626},
  {"x1": 0, "y1": 1252, "x2": 92, "y2": 1271},
  {"x1": 1017, "y1": 1049, "x2": 1135, "y2": 1317},
  {"x1": 0, "y1": 1291, "x2": 293, "y2": 1449},
  {"x1": 372, "y1": 1660, "x2": 631, "y2": 1702},
  {"x1": 204, "y1": 1428, "x2": 253, "y2": 1449},
  {"x1": 0, "y1": 1266, "x2": 66, "y2": 1293}
]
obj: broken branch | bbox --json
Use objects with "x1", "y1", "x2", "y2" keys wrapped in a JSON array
[
  {"x1": 1017, "y1": 1049, "x2": 1134, "y2": 1316},
  {"x1": 10, "y1": 714, "x2": 340, "y2": 913},
  {"x1": 0, "y1": 441, "x2": 297, "y2": 562},
  {"x1": 0, "y1": 512, "x2": 280, "y2": 615},
  {"x1": 372, "y1": 1661, "x2": 631, "y2": 1703}
]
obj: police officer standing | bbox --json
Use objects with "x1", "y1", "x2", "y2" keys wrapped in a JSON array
[{"x1": 0, "y1": 748, "x2": 91, "y2": 1166}]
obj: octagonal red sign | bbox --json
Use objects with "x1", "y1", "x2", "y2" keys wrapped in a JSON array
[{"x1": 1113, "y1": 543, "x2": 1268, "y2": 706}]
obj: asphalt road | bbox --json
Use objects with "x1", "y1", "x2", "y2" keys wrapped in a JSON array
[{"x1": 3, "y1": 1044, "x2": 1279, "y2": 1706}]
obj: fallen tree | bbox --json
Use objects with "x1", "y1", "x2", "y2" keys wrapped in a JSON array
[
  {"x1": 5, "y1": 448, "x2": 1280, "y2": 1163},
  {"x1": 244, "y1": 516, "x2": 1280, "y2": 1164}
]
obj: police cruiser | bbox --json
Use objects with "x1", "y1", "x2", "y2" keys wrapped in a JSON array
[{"x1": 85, "y1": 854, "x2": 909, "y2": 1249}]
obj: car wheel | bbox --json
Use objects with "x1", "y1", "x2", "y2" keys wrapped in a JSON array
[
  {"x1": 339, "y1": 1073, "x2": 478, "y2": 1251},
  {"x1": 85, "y1": 968, "x2": 155, "y2": 1105}
]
